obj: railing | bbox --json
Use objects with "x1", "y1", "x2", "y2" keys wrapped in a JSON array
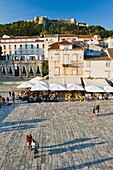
[{"x1": 62, "y1": 61, "x2": 83, "y2": 67}]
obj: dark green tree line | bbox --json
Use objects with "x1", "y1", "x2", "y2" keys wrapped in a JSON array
[{"x1": 0, "y1": 20, "x2": 113, "y2": 38}]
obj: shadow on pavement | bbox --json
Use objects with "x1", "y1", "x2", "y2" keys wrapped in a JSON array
[
  {"x1": 0, "y1": 104, "x2": 16, "y2": 124},
  {"x1": 47, "y1": 141, "x2": 105, "y2": 155},
  {"x1": 55, "y1": 157, "x2": 113, "y2": 170},
  {"x1": 97, "y1": 112, "x2": 113, "y2": 117},
  {"x1": 0, "y1": 112, "x2": 47, "y2": 133},
  {"x1": 41, "y1": 137, "x2": 98, "y2": 149}
]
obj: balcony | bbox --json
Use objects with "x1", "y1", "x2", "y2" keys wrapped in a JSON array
[
  {"x1": 62, "y1": 61, "x2": 83, "y2": 68},
  {"x1": 62, "y1": 64, "x2": 72, "y2": 67},
  {"x1": 71, "y1": 62, "x2": 83, "y2": 68}
]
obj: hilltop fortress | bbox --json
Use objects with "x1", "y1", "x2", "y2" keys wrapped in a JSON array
[{"x1": 32, "y1": 16, "x2": 88, "y2": 27}]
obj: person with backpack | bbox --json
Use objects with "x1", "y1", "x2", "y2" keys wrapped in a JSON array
[{"x1": 31, "y1": 139, "x2": 39, "y2": 159}]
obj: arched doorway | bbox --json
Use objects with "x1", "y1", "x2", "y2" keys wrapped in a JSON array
[
  {"x1": 14, "y1": 64, "x2": 19, "y2": 77},
  {"x1": 1, "y1": 66, "x2": 6, "y2": 75},
  {"x1": 21, "y1": 65, "x2": 26, "y2": 76}
]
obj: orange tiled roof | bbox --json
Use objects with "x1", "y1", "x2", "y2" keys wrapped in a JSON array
[
  {"x1": 49, "y1": 41, "x2": 83, "y2": 50},
  {"x1": 49, "y1": 43, "x2": 59, "y2": 50},
  {"x1": 59, "y1": 40, "x2": 73, "y2": 45},
  {"x1": 58, "y1": 34, "x2": 101, "y2": 39}
]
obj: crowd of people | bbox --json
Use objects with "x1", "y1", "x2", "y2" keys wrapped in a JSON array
[{"x1": 0, "y1": 91, "x2": 16, "y2": 107}]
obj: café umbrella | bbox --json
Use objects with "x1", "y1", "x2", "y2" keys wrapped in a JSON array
[
  {"x1": 17, "y1": 81, "x2": 35, "y2": 89},
  {"x1": 49, "y1": 84, "x2": 66, "y2": 91},
  {"x1": 31, "y1": 83, "x2": 49, "y2": 91}
]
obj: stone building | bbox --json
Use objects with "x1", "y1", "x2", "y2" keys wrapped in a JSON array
[
  {"x1": 48, "y1": 40, "x2": 84, "y2": 84},
  {"x1": 0, "y1": 35, "x2": 45, "y2": 78}
]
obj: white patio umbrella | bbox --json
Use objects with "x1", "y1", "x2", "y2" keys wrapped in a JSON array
[
  {"x1": 29, "y1": 76, "x2": 42, "y2": 83},
  {"x1": 17, "y1": 81, "x2": 35, "y2": 89},
  {"x1": 103, "y1": 86, "x2": 113, "y2": 93},
  {"x1": 66, "y1": 84, "x2": 84, "y2": 91},
  {"x1": 31, "y1": 83, "x2": 49, "y2": 91},
  {"x1": 35, "y1": 81, "x2": 49, "y2": 85},
  {"x1": 49, "y1": 84, "x2": 66, "y2": 91},
  {"x1": 85, "y1": 86, "x2": 105, "y2": 93}
]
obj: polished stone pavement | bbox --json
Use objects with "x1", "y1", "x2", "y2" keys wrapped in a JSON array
[{"x1": 0, "y1": 100, "x2": 113, "y2": 170}]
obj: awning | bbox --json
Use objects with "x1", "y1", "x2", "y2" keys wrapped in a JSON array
[
  {"x1": 49, "y1": 84, "x2": 66, "y2": 91},
  {"x1": 17, "y1": 81, "x2": 35, "y2": 89},
  {"x1": 82, "y1": 78, "x2": 112, "y2": 92},
  {"x1": 66, "y1": 84, "x2": 84, "y2": 91}
]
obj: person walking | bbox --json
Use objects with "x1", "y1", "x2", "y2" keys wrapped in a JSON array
[
  {"x1": 12, "y1": 91, "x2": 15, "y2": 103},
  {"x1": 26, "y1": 134, "x2": 32, "y2": 149},
  {"x1": 31, "y1": 139, "x2": 39, "y2": 159},
  {"x1": 92, "y1": 105, "x2": 96, "y2": 114},
  {"x1": 96, "y1": 105, "x2": 100, "y2": 115},
  {"x1": 6, "y1": 96, "x2": 9, "y2": 105}
]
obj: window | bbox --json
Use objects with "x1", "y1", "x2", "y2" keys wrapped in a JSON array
[
  {"x1": 20, "y1": 56, "x2": 25, "y2": 61},
  {"x1": 8, "y1": 66, "x2": 13, "y2": 74},
  {"x1": 37, "y1": 44, "x2": 39, "y2": 49},
  {"x1": 9, "y1": 51, "x2": 12, "y2": 55},
  {"x1": 104, "y1": 71, "x2": 110, "y2": 78},
  {"x1": 1, "y1": 66, "x2": 6, "y2": 74},
  {"x1": 72, "y1": 55, "x2": 78, "y2": 61},
  {"x1": 85, "y1": 71, "x2": 91, "y2": 77},
  {"x1": 54, "y1": 55, "x2": 60, "y2": 61},
  {"x1": 55, "y1": 68, "x2": 60, "y2": 75},
  {"x1": 29, "y1": 56, "x2": 35, "y2": 60},
  {"x1": 73, "y1": 68, "x2": 77, "y2": 75},
  {"x1": 63, "y1": 55, "x2": 69, "y2": 64},
  {"x1": 15, "y1": 51, "x2": 17, "y2": 54},
  {"x1": 14, "y1": 45, "x2": 16, "y2": 49},
  {"x1": 31, "y1": 50, "x2": 34, "y2": 54},
  {"x1": 29, "y1": 66, "x2": 34, "y2": 74},
  {"x1": 37, "y1": 56, "x2": 40, "y2": 60},
  {"x1": 4, "y1": 51, "x2": 6, "y2": 55},
  {"x1": 25, "y1": 44, "x2": 27, "y2": 49},
  {"x1": 86, "y1": 61, "x2": 91, "y2": 68},
  {"x1": 31, "y1": 44, "x2": 33, "y2": 49},
  {"x1": 36, "y1": 66, "x2": 40, "y2": 74},
  {"x1": 42, "y1": 44, "x2": 44, "y2": 48},
  {"x1": 106, "y1": 62, "x2": 110, "y2": 67},
  {"x1": 64, "y1": 46, "x2": 69, "y2": 50},
  {"x1": 20, "y1": 44, "x2": 22, "y2": 48},
  {"x1": 15, "y1": 56, "x2": 19, "y2": 60},
  {"x1": 41, "y1": 55, "x2": 44, "y2": 60},
  {"x1": 22, "y1": 66, "x2": 26, "y2": 73},
  {"x1": 9, "y1": 45, "x2": 11, "y2": 49},
  {"x1": 4, "y1": 45, "x2": 6, "y2": 50}
]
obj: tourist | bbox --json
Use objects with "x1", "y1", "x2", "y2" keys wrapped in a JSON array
[
  {"x1": 96, "y1": 105, "x2": 100, "y2": 114},
  {"x1": 2, "y1": 97, "x2": 5, "y2": 105},
  {"x1": 26, "y1": 134, "x2": 32, "y2": 149},
  {"x1": 9, "y1": 91, "x2": 11, "y2": 97},
  {"x1": 6, "y1": 96, "x2": 9, "y2": 105},
  {"x1": 92, "y1": 105, "x2": 96, "y2": 114},
  {"x1": 31, "y1": 139, "x2": 39, "y2": 159},
  {"x1": 12, "y1": 91, "x2": 15, "y2": 103},
  {"x1": 16, "y1": 93, "x2": 19, "y2": 102}
]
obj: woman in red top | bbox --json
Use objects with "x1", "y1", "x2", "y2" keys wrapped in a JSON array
[{"x1": 26, "y1": 134, "x2": 32, "y2": 147}]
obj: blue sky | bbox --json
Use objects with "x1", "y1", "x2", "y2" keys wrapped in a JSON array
[{"x1": 0, "y1": 0, "x2": 113, "y2": 30}]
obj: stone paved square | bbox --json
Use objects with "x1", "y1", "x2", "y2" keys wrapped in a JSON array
[{"x1": 0, "y1": 100, "x2": 113, "y2": 170}]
